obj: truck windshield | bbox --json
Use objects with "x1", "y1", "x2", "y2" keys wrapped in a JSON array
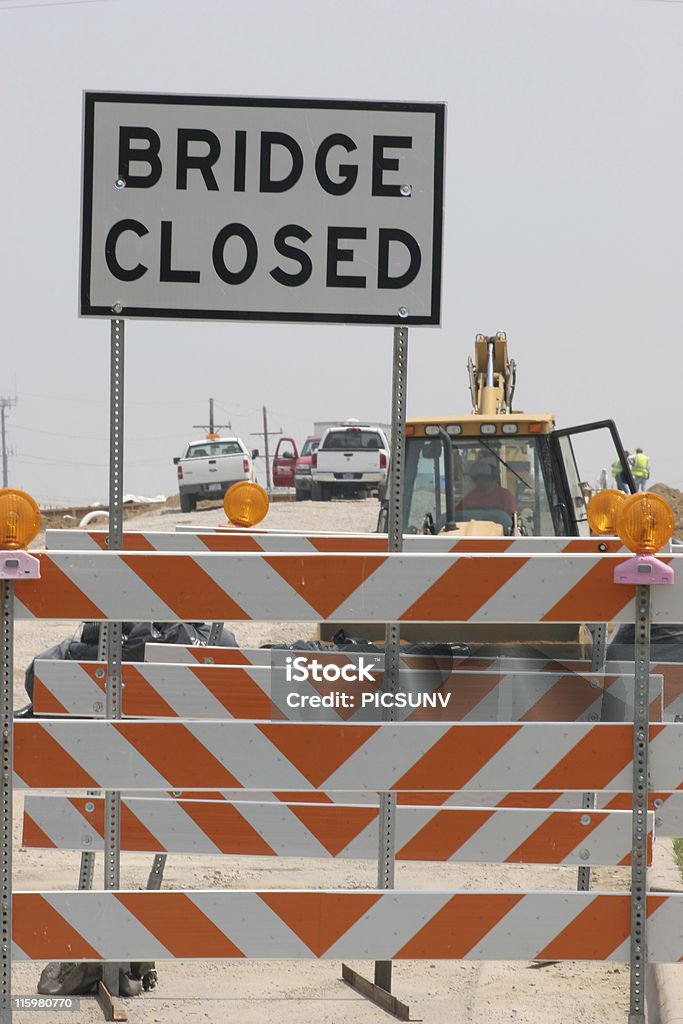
[
  {"x1": 321, "y1": 430, "x2": 385, "y2": 450},
  {"x1": 403, "y1": 436, "x2": 555, "y2": 536},
  {"x1": 187, "y1": 441, "x2": 242, "y2": 458},
  {"x1": 301, "y1": 438, "x2": 320, "y2": 457}
]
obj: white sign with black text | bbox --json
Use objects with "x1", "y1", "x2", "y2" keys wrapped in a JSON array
[{"x1": 80, "y1": 93, "x2": 445, "y2": 325}]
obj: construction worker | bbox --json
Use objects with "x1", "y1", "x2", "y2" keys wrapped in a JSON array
[
  {"x1": 631, "y1": 448, "x2": 650, "y2": 492},
  {"x1": 611, "y1": 452, "x2": 630, "y2": 493}
]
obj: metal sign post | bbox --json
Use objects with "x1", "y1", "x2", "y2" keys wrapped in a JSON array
[
  {"x1": 613, "y1": 550, "x2": 674, "y2": 1023},
  {"x1": 342, "y1": 325, "x2": 410, "y2": 1020},
  {"x1": 100, "y1": 318, "x2": 127, "y2": 1015}
]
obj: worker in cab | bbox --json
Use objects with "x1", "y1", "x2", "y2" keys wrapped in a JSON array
[
  {"x1": 632, "y1": 448, "x2": 650, "y2": 491},
  {"x1": 457, "y1": 461, "x2": 518, "y2": 516}
]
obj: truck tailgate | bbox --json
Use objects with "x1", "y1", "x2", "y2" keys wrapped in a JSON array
[{"x1": 316, "y1": 450, "x2": 381, "y2": 474}]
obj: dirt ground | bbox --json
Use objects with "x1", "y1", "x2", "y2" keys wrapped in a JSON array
[
  {"x1": 10, "y1": 494, "x2": 656, "y2": 1023},
  {"x1": 650, "y1": 482, "x2": 683, "y2": 540}
]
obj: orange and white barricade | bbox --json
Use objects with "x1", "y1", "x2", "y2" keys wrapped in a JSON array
[{"x1": 5, "y1": 544, "x2": 683, "y2": 1021}]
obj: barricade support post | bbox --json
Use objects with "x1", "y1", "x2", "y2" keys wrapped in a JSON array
[{"x1": 1, "y1": 552, "x2": 39, "y2": 1024}]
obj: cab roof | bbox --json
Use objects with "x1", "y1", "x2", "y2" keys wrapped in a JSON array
[{"x1": 406, "y1": 413, "x2": 555, "y2": 438}]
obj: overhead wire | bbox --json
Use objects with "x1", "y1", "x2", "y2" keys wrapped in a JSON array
[{"x1": 0, "y1": 0, "x2": 117, "y2": 9}]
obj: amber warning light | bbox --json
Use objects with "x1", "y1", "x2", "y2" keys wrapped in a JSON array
[
  {"x1": 224, "y1": 481, "x2": 269, "y2": 528},
  {"x1": 616, "y1": 492, "x2": 674, "y2": 555},
  {"x1": 609, "y1": 491, "x2": 676, "y2": 586},
  {"x1": 0, "y1": 489, "x2": 42, "y2": 580},
  {"x1": 0, "y1": 489, "x2": 41, "y2": 550},
  {"x1": 586, "y1": 489, "x2": 627, "y2": 536}
]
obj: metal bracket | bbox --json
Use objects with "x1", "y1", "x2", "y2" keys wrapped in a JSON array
[
  {"x1": 341, "y1": 964, "x2": 409, "y2": 1020},
  {"x1": 614, "y1": 554, "x2": 674, "y2": 586},
  {"x1": 0, "y1": 551, "x2": 40, "y2": 580},
  {"x1": 97, "y1": 979, "x2": 128, "y2": 1022}
]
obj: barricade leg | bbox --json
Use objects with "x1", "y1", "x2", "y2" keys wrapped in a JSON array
[
  {"x1": 577, "y1": 623, "x2": 608, "y2": 894},
  {"x1": 629, "y1": 587, "x2": 651, "y2": 1023},
  {"x1": 1, "y1": 580, "x2": 14, "y2": 1023}
]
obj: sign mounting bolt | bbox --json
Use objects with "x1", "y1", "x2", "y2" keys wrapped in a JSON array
[
  {"x1": 398, "y1": 307, "x2": 409, "y2": 319},
  {"x1": 111, "y1": 302, "x2": 123, "y2": 314},
  {"x1": 114, "y1": 177, "x2": 126, "y2": 189},
  {"x1": 400, "y1": 183, "x2": 412, "y2": 197}
]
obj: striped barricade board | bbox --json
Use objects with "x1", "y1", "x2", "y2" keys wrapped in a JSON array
[
  {"x1": 11, "y1": 890, "x2": 683, "y2": 963},
  {"x1": 22, "y1": 795, "x2": 653, "y2": 866},
  {"x1": 31, "y1": 659, "x2": 665, "y2": 724},
  {"x1": 144, "y1": 643, "x2": 480, "y2": 668},
  {"x1": 94, "y1": 788, "x2": 681, "y2": 836},
  {"x1": 13, "y1": 551, "x2": 683, "y2": 623},
  {"x1": 12, "y1": 720, "x2": 683, "y2": 793},
  {"x1": 44, "y1": 528, "x2": 630, "y2": 555},
  {"x1": 142, "y1": 645, "x2": 683, "y2": 722}
]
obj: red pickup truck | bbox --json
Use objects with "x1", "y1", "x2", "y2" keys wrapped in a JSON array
[{"x1": 272, "y1": 435, "x2": 321, "y2": 500}]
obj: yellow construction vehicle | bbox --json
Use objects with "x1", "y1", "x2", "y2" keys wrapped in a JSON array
[
  {"x1": 339, "y1": 331, "x2": 635, "y2": 648},
  {"x1": 381, "y1": 331, "x2": 634, "y2": 539}
]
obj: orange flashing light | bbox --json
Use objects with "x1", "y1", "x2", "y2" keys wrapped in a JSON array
[
  {"x1": 224, "y1": 481, "x2": 269, "y2": 527},
  {"x1": 0, "y1": 488, "x2": 41, "y2": 550},
  {"x1": 616, "y1": 492, "x2": 674, "y2": 555},
  {"x1": 527, "y1": 423, "x2": 542, "y2": 434},
  {"x1": 405, "y1": 424, "x2": 416, "y2": 436},
  {"x1": 586, "y1": 489, "x2": 627, "y2": 536}
]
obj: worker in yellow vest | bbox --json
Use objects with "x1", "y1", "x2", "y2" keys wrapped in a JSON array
[
  {"x1": 611, "y1": 452, "x2": 630, "y2": 492},
  {"x1": 631, "y1": 448, "x2": 650, "y2": 492}
]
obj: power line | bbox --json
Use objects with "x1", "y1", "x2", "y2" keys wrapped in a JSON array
[
  {"x1": 0, "y1": 0, "x2": 116, "y2": 9},
  {"x1": 12, "y1": 423, "x2": 189, "y2": 442}
]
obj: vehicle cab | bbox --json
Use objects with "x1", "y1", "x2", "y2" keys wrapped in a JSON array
[
  {"x1": 400, "y1": 414, "x2": 634, "y2": 537},
  {"x1": 384, "y1": 333, "x2": 635, "y2": 538}
]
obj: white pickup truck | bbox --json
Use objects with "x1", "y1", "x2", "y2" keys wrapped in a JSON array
[
  {"x1": 173, "y1": 437, "x2": 255, "y2": 512},
  {"x1": 310, "y1": 424, "x2": 389, "y2": 501}
]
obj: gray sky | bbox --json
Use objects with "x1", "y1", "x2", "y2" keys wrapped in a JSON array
[{"x1": 1, "y1": 0, "x2": 681, "y2": 506}]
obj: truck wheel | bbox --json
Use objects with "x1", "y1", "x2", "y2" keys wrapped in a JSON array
[
  {"x1": 180, "y1": 493, "x2": 196, "y2": 513},
  {"x1": 295, "y1": 487, "x2": 306, "y2": 501},
  {"x1": 321, "y1": 485, "x2": 332, "y2": 501},
  {"x1": 311, "y1": 483, "x2": 322, "y2": 502}
]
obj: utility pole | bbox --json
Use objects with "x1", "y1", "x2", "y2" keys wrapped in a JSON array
[
  {"x1": 193, "y1": 398, "x2": 230, "y2": 438},
  {"x1": 251, "y1": 406, "x2": 282, "y2": 491},
  {"x1": 0, "y1": 397, "x2": 16, "y2": 489}
]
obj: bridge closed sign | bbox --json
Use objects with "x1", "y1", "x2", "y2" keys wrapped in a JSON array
[{"x1": 80, "y1": 92, "x2": 445, "y2": 325}]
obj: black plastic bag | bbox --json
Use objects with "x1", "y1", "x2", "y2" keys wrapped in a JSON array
[{"x1": 21, "y1": 620, "x2": 238, "y2": 711}]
